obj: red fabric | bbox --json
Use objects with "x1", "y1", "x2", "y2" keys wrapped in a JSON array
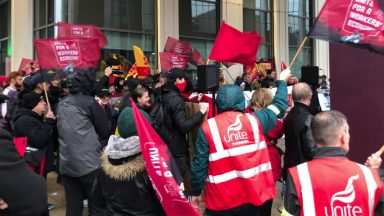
[
  {"x1": 202, "y1": 111, "x2": 275, "y2": 210},
  {"x1": 159, "y1": 52, "x2": 190, "y2": 71},
  {"x1": 164, "y1": 37, "x2": 192, "y2": 54},
  {"x1": 189, "y1": 95, "x2": 216, "y2": 118},
  {"x1": 281, "y1": 61, "x2": 287, "y2": 71},
  {"x1": 266, "y1": 120, "x2": 283, "y2": 182},
  {"x1": 13, "y1": 137, "x2": 28, "y2": 157},
  {"x1": 309, "y1": 0, "x2": 384, "y2": 54},
  {"x1": 191, "y1": 49, "x2": 205, "y2": 65},
  {"x1": 209, "y1": 21, "x2": 262, "y2": 65},
  {"x1": 0, "y1": 76, "x2": 7, "y2": 88},
  {"x1": 57, "y1": 22, "x2": 107, "y2": 48},
  {"x1": 13, "y1": 137, "x2": 46, "y2": 175},
  {"x1": 137, "y1": 66, "x2": 151, "y2": 77},
  {"x1": 290, "y1": 158, "x2": 383, "y2": 216},
  {"x1": 130, "y1": 99, "x2": 200, "y2": 216},
  {"x1": 35, "y1": 38, "x2": 100, "y2": 70}
]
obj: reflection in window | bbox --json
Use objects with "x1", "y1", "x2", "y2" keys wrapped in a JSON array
[
  {"x1": 33, "y1": 0, "x2": 156, "y2": 70},
  {"x1": 0, "y1": 0, "x2": 10, "y2": 75},
  {"x1": 180, "y1": 0, "x2": 218, "y2": 38},
  {"x1": 243, "y1": 0, "x2": 273, "y2": 59},
  {"x1": 288, "y1": 0, "x2": 313, "y2": 78}
]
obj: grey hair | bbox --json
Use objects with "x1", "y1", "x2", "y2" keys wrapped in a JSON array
[{"x1": 310, "y1": 110, "x2": 348, "y2": 147}]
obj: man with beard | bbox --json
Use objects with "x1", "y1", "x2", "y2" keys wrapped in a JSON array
[{"x1": 1, "y1": 71, "x2": 23, "y2": 132}]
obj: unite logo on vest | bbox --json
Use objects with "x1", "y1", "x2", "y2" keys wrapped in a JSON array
[
  {"x1": 222, "y1": 114, "x2": 249, "y2": 146},
  {"x1": 323, "y1": 175, "x2": 363, "y2": 216}
]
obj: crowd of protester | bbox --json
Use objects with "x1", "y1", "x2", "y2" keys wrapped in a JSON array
[{"x1": 0, "y1": 62, "x2": 382, "y2": 216}]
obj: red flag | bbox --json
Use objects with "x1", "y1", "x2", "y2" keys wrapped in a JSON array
[
  {"x1": 164, "y1": 37, "x2": 192, "y2": 55},
  {"x1": 209, "y1": 21, "x2": 262, "y2": 65},
  {"x1": 18, "y1": 58, "x2": 40, "y2": 75},
  {"x1": 281, "y1": 61, "x2": 287, "y2": 71},
  {"x1": 130, "y1": 99, "x2": 200, "y2": 216},
  {"x1": 191, "y1": 49, "x2": 206, "y2": 65},
  {"x1": 308, "y1": 0, "x2": 384, "y2": 55},
  {"x1": 57, "y1": 22, "x2": 107, "y2": 48},
  {"x1": 35, "y1": 38, "x2": 100, "y2": 70},
  {"x1": 159, "y1": 52, "x2": 191, "y2": 71}
]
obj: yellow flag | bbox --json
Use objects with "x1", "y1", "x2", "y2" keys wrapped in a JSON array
[{"x1": 133, "y1": 46, "x2": 151, "y2": 77}]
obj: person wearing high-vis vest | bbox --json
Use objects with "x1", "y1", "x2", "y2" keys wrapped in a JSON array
[
  {"x1": 282, "y1": 111, "x2": 383, "y2": 216},
  {"x1": 190, "y1": 69, "x2": 291, "y2": 216}
]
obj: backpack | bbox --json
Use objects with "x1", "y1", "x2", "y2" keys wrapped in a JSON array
[{"x1": 149, "y1": 91, "x2": 178, "y2": 144}]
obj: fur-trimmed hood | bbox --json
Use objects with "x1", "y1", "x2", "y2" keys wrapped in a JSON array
[{"x1": 100, "y1": 152, "x2": 145, "y2": 181}]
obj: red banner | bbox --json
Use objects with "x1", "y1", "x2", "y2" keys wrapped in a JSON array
[
  {"x1": 159, "y1": 52, "x2": 191, "y2": 71},
  {"x1": 164, "y1": 37, "x2": 192, "y2": 55},
  {"x1": 35, "y1": 39, "x2": 100, "y2": 70},
  {"x1": 130, "y1": 99, "x2": 200, "y2": 216},
  {"x1": 209, "y1": 21, "x2": 262, "y2": 65},
  {"x1": 191, "y1": 48, "x2": 206, "y2": 65},
  {"x1": 309, "y1": 0, "x2": 384, "y2": 54},
  {"x1": 57, "y1": 22, "x2": 107, "y2": 48}
]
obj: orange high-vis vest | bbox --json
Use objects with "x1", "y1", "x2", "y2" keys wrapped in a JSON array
[
  {"x1": 201, "y1": 111, "x2": 275, "y2": 211},
  {"x1": 289, "y1": 157, "x2": 383, "y2": 216}
]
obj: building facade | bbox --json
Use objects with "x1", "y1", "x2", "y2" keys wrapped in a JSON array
[{"x1": 0, "y1": 0, "x2": 329, "y2": 82}]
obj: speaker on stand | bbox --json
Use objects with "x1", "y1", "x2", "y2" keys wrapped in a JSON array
[
  {"x1": 196, "y1": 65, "x2": 219, "y2": 116},
  {"x1": 301, "y1": 66, "x2": 321, "y2": 113}
]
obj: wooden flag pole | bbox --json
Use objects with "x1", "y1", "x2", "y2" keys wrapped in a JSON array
[
  {"x1": 289, "y1": 36, "x2": 308, "y2": 69},
  {"x1": 43, "y1": 82, "x2": 52, "y2": 112},
  {"x1": 377, "y1": 145, "x2": 384, "y2": 156}
]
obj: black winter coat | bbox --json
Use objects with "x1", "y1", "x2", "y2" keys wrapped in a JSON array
[
  {"x1": 0, "y1": 129, "x2": 48, "y2": 216},
  {"x1": 161, "y1": 84, "x2": 204, "y2": 156},
  {"x1": 283, "y1": 102, "x2": 316, "y2": 180},
  {"x1": 13, "y1": 107, "x2": 55, "y2": 174},
  {"x1": 92, "y1": 153, "x2": 165, "y2": 216}
]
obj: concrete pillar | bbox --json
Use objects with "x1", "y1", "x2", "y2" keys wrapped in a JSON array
[
  {"x1": 220, "y1": 0, "x2": 243, "y2": 83},
  {"x1": 157, "y1": 0, "x2": 179, "y2": 69},
  {"x1": 11, "y1": 0, "x2": 33, "y2": 71},
  {"x1": 313, "y1": 0, "x2": 330, "y2": 78},
  {"x1": 273, "y1": 0, "x2": 289, "y2": 73}
]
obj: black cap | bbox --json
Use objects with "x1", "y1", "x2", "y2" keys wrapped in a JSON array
[
  {"x1": 21, "y1": 92, "x2": 44, "y2": 109},
  {"x1": 95, "y1": 88, "x2": 111, "y2": 98}
]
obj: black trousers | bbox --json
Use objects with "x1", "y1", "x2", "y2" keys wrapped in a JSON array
[
  {"x1": 62, "y1": 170, "x2": 98, "y2": 216},
  {"x1": 205, "y1": 204, "x2": 261, "y2": 216}
]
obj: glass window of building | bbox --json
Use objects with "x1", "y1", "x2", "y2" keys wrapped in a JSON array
[
  {"x1": 288, "y1": 0, "x2": 313, "y2": 78},
  {"x1": 34, "y1": 0, "x2": 156, "y2": 70},
  {"x1": 243, "y1": 0, "x2": 273, "y2": 60},
  {"x1": 179, "y1": 0, "x2": 219, "y2": 60},
  {"x1": 0, "y1": 0, "x2": 10, "y2": 75}
]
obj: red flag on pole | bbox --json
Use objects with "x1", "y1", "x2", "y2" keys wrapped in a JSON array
[
  {"x1": 159, "y1": 52, "x2": 191, "y2": 71},
  {"x1": 308, "y1": 0, "x2": 384, "y2": 55},
  {"x1": 164, "y1": 37, "x2": 192, "y2": 55},
  {"x1": 57, "y1": 22, "x2": 107, "y2": 48},
  {"x1": 130, "y1": 99, "x2": 200, "y2": 216},
  {"x1": 191, "y1": 48, "x2": 206, "y2": 65},
  {"x1": 209, "y1": 21, "x2": 263, "y2": 65},
  {"x1": 35, "y1": 38, "x2": 100, "y2": 70}
]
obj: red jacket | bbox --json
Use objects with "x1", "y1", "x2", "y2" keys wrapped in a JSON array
[{"x1": 201, "y1": 111, "x2": 275, "y2": 210}]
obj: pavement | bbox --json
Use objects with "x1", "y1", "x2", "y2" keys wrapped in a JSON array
[{"x1": 47, "y1": 172, "x2": 283, "y2": 216}]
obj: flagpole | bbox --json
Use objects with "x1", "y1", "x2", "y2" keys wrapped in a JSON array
[
  {"x1": 43, "y1": 82, "x2": 52, "y2": 112},
  {"x1": 289, "y1": 36, "x2": 308, "y2": 69}
]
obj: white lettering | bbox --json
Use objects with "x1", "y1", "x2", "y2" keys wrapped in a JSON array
[
  {"x1": 352, "y1": 4, "x2": 366, "y2": 13},
  {"x1": 223, "y1": 131, "x2": 248, "y2": 143},
  {"x1": 323, "y1": 204, "x2": 363, "y2": 216}
]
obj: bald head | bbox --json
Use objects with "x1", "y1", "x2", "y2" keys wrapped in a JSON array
[
  {"x1": 311, "y1": 111, "x2": 349, "y2": 150},
  {"x1": 292, "y1": 82, "x2": 312, "y2": 104}
]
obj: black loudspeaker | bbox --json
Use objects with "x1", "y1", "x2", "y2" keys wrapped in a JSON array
[
  {"x1": 196, "y1": 65, "x2": 219, "y2": 91},
  {"x1": 301, "y1": 66, "x2": 319, "y2": 85}
]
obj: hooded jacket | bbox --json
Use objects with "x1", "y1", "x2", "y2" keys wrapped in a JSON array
[
  {"x1": 0, "y1": 129, "x2": 47, "y2": 216},
  {"x1": 57, "y1": 71, "x2": 111, "y2": 177},
  {"x1": 190, "y1": 81, "x2": 288, "y2": 198},
  {"x1": 92, "y1": 137, "x2": 165, "y2": 216}
]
